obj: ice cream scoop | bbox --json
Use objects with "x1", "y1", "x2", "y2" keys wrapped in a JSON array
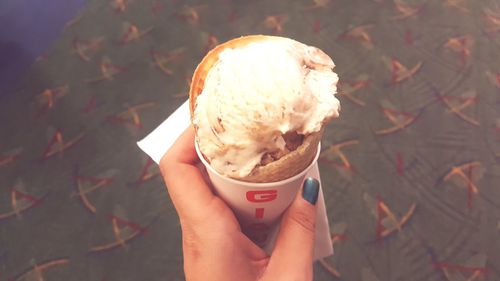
[{"x1": 190, "y1": 35, "x2": 340, "y2": 182}]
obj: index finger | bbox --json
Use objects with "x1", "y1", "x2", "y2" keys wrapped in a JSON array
[{"x1": 159, "y1": 126, "x2": 215, "y2": 220}]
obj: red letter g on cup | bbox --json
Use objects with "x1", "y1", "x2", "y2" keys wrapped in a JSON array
[{"x1": 246, "y1": 190, "x2": 277, "y2": 203}]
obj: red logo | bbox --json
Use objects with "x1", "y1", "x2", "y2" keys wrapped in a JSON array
[
  {"x1": 246, "y1": 190, "x2": 277, "y2": 203},
  {"x1": 255, "y1": 208, "x2": 265, "y2": 219}
]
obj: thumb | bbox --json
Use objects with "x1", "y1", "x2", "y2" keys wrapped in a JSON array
[{"x1": 265, "y1": 177, "x2": 320, "y2": 281}]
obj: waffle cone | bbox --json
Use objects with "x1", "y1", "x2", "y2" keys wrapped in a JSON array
[{"x1": 189, "y1": 35, "x2": 324, "y2": 183}]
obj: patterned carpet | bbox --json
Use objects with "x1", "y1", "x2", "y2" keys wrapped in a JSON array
[{"x1": 1, "y1": 0, "x2": 500, "y2": 280}]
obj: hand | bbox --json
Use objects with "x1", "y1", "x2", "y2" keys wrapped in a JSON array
[{"x1": 160, "y1": 126, "x2": 320, "y2": 281}]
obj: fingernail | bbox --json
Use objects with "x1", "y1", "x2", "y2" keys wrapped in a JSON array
[{"x1": 302, "y1": 177, "x2": 319, "y2": 205}]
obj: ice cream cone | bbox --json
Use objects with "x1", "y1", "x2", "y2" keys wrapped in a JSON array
[{"x1": 189, "y1": 35, "x2": 324, "y2": 182}]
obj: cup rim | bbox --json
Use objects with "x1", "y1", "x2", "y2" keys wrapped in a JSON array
[{"x1": 195, "y1": 139, "x2": 321, "y2": 188}]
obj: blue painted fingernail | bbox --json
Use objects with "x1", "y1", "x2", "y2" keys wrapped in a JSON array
[{"x1": 302, "y1": 177, "x2": 319, "y2": 205}]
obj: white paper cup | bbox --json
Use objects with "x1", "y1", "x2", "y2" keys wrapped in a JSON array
[{"x1": 195, "y1": 140, "x2": 321, "y2": 246}]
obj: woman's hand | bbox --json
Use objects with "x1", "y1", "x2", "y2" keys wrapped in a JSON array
[{"x1": 160, "y1": 126, "x2": 320, "y2": 281}]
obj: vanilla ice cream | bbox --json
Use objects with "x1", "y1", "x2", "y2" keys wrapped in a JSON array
[{"x1": 193, "y1": 37, "x2": 340, "y2": 179}]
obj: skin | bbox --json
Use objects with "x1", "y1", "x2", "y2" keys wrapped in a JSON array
[{"x1": 160, "y1": 126, "x2": 318, "y2": 281}]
